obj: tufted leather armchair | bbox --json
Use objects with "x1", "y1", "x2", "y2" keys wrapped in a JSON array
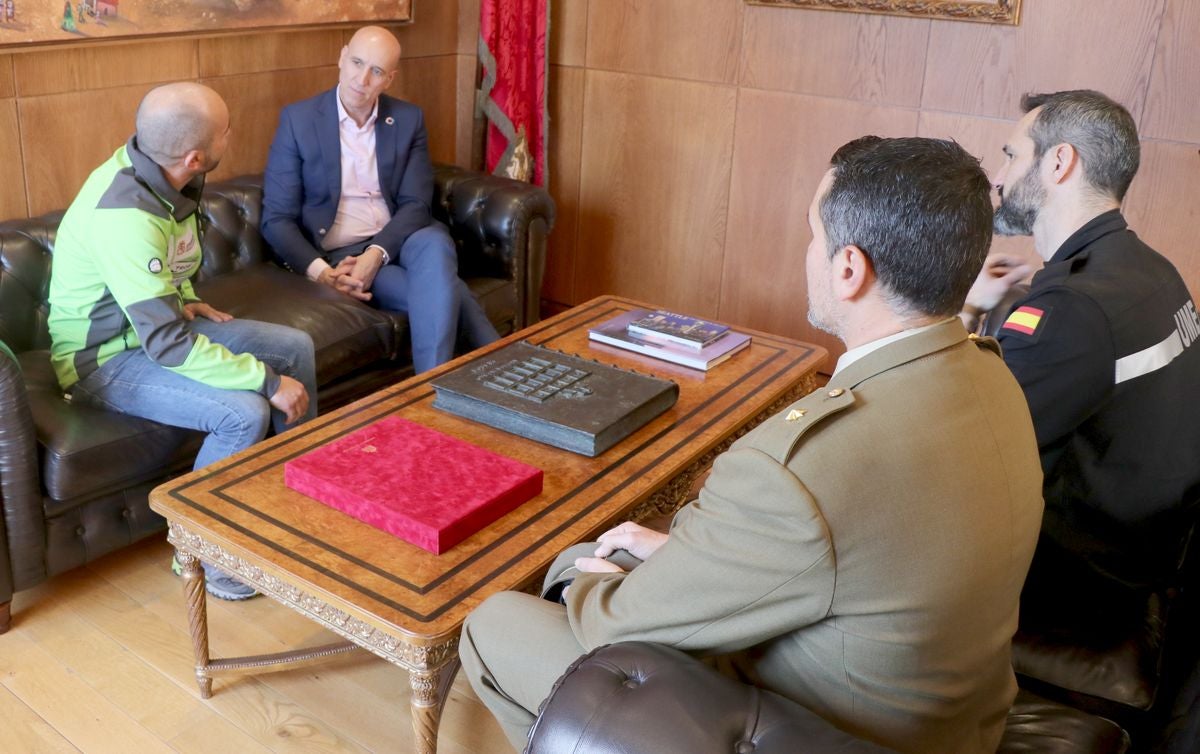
[{"x1": 0, "y1": 165, "x2": 554, "y2": 632}]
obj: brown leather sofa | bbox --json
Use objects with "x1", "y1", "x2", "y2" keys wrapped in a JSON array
[
  {"x1": 527, "y1": 642, "x2": 1132, "y2": 754},
  {"x1": 0, "y1": 164, "x2": 554, "y2": 633}
]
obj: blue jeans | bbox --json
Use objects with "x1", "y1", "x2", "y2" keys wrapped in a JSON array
[
  {"x1": 329, "y1": 223, "x2": 500, "y2": 373},
  {"x1": 71, "y1": 318, "x2": 318, "y2": 470}
]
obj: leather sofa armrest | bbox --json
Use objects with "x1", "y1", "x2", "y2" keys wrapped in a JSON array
[
  {"x1": 432, "y1": 164, "x2": 555, "y2": 329},
  {"x1": 526, "y1": 642, "x2": 895, "y2": 754},
  {"x1": 0, "y1": 345, "x2": 45, "y2": 611}
]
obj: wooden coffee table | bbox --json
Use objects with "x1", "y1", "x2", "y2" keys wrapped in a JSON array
[{"x1": 149, "y1": 295, "x2": 826, "y2": 753}]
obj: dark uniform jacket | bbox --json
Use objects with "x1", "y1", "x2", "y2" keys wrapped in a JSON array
[{"x1": 997, "y1": 210, "x2": 1200, "y2": 590}]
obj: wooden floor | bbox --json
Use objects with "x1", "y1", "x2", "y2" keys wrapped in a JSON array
[{"x1": 0, "y1": 536, "x2": 513, "y2": 754}]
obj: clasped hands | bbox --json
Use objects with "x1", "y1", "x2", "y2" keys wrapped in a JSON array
[
  {"x1": 574, "y1": 521, "x2": 669, "y2": 575},
  {"x1": 318, "y1": 246, "x2": 387, "y2": 301}
]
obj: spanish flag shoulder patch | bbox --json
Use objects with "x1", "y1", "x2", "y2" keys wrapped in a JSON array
[{"x1": 1001, "y1": 305, "x2": 1046, "y2": 336}]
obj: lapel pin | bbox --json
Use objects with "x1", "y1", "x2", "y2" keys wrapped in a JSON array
[{"x1": 385, "y1": 116, "x2": 395, "y2": 126}]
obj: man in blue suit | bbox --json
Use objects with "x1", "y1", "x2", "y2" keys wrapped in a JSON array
[{"x1": 262, "y1": 26, "x2": 498, "y2": 373}]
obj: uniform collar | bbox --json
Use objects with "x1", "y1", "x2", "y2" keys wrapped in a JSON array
[
  {"x1": 1048, "y1": 209, "x2": 1127, "y2": 265},
  {"x1": 125, "y1": 135, "x2": 202, "y2": 222},
  {"x1": 829, "y1": 318, "x2": 971, "y2": 390}
]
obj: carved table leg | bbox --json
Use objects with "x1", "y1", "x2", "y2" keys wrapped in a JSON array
[
  {"x1": 409, "y1": 656, "x2": 462, "y2": 754},
  {"x1": 176, "y1": 549, "x2": 213, "y2": 699}
]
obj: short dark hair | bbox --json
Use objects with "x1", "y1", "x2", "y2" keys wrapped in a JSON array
[
  {"x1": 1021, "y1": 90, "x2": 1140, "y2": 201},
  {"x1": 819, "y1": 136, "x2": 993, "y2": 318}
]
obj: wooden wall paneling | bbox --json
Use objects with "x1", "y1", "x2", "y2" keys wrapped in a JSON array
[
  {"x1": 575, "y1": 70, "x2": 737, "y2": 315},
  {"x1": 394, "y1": 0, "x2": 460, "y2": 59},
  {"x1": 719, "y1": 91, "x2": 919, "y2": 362},
  {"x1": 739, "y1": 6, "x2": 929, "y2": 107},
  {"x1": 454, "y1": 54, "x2": 479, "y2": 168},
  {"x1": 922, "y1": 0, "x2": 1167, "y2": 120},
  {"x1": 917, "y1": 111, "x2": 1039, "y2": 270},
  {"x1": 391, "y1": 56, "x2": 460, "y2": 165},
  {"x1": 13, "y1": 40, "x2": 197, "y2": 98},
  {"x1": 1123, "y1": 139, "x2": 1200, "y2": 301},
  {"x1": 1142, "y1": 0, "x2": 1200, "y2": 143},
  {"x1": 20, "y1": 85, "x2": 154, "y2": 216},
  {"x1": 198, "y1": 30, "x2": 343, "y2": 79},
  {"x1": 542, "y1": 65, "x2": 584, "y2": 307},
  {"x1": 0, "y1": 99, "x2": 27, "y2": 219},
  {"x1": 550, "y1": 0, "x2": 587, "y2": 67},
  {"x1": 458, "y1": 0, "x2": 481, "y2": 56},
  {"x1": 0, "y1": 55, "x2": 13, "y2": 99},
  {"x1": 586, "y1": 0, "x2": 743, "y2": 84},
  {"x1": 203, "y1": 67, "x2": 337, "y2": 182}
]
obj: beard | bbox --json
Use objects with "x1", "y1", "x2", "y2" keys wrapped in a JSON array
[
  {"x1": 993, "y1": 159, "x2": 1046, "y2": 237},
  {"x1": 807, "y1": 300, "x2": 842, "y2": 339}
]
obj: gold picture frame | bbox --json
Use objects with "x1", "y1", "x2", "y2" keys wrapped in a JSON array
[
  {"x1": 0, "y1": 0, "x2": 413, "y2": 50},
  {"x1": 746, "y1": 0, "x2": 1022, "y2": 25}
]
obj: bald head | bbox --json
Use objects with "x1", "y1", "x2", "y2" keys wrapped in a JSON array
[
  {"x1": 347, "y1": 26, "x2": 402, "y2": 71},
  {"x1": 135, "y1": 82, "x2": 229, "y2": 168},
  {"x1": 337, "y1": 26, "x2": 402, "y2": 123}
]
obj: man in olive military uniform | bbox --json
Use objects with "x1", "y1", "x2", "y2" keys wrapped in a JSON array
[
  {"x1": 461, "y1": 137, "x2": 1045, "y2": 754},
  {"x1": 963, "y1": 90, "x2": 1200, "y2": 609}
]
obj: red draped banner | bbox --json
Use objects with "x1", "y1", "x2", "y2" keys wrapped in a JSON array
[{"x1": 478, "y1": 0, "x2": 548, "y2": 186}]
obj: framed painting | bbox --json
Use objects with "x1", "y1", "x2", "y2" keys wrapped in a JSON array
[
  {"x1": 745, "y1": 0, "x2": 1022, "y2": 25},
  {"x1": 0, "y1": 0, "x2": 413, "y2": 49}
]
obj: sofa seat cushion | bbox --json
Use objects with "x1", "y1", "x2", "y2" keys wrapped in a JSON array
[
  {"x1": 999, "y1": 689, "x2": 1129, "y2": 753},
  {"x1": 468, "y1": 276, "x2": 517, "y2": 336},
  {"x1": 19, "y1": 351, "x2": 201, "y2": 510},
  {"x1": 194, "y1": 264, "x2": 401, "y2": 386}
]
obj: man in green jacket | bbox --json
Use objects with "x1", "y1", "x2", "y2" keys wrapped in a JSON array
[{"x1": 48, "y1": 82, "x2": 318, "y2": 600}]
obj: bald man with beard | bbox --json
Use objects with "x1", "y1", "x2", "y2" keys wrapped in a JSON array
[
  {"x1": 48, "y1": 82, "x2": 318, "y2": 601},
  {"x1": 262, "y1": 26, "x2": 498, "y2": 374}
]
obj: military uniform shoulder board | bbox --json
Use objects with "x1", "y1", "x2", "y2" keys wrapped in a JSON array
[
  {"x1": 754, "y1": 386, "x2": 856, "y2": 465},
  {"x1": 967, "y1": 332, "x2": 1002, "y2": 357}
]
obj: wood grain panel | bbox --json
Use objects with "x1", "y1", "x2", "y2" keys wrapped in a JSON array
[
  {"x1": 1142, "y1": 0, "x2": 1200, "y2": 143},
  {"x1": 917, "y1": 111, "x2": 1039, "y2": 270},
  {"x1": 20, "y1": 85, "x2": 152, "y2": 216},
  {"x1": 395, "y1": 0, "x2": 460, "y2": 59},
  {"x1": 390, "y1": 55, "x2": 459, "y2": 165},
  {"x1": 203, "y1": 67, "x2": 336, "y2": 183},
  {"x1": 575, "y1": 71, "x2": 737, "y2": 314},
  {"x1": 719, "y1": 91, "x2": 919, "y2": 364},
  {"x1": 13, "y1": 39, "x2": 196, "y2": 98},
  {"x1": 198, "y1": 30, "x2": 342, "y2": 79},
  {"x1": 0, "y1": 55, "x2": 13, "y2": 99},
  {"x1": 923, "y1": 0, "x2": 1166, "y2": 120},
  {"x1": 542, "y1": 65, "x2": 584, "y2": 307},
  {"x1": 458, "y1": 0, "x2": 481, "y2": 56},
  {"x1": 586, "y1": 0, "x2": 743, "y2": 84},
  {"x1": 739, "y1": 5, "x2": 928, "y2": 107},
  {"x1": 1123, "y1": 140, "x2": 1200, "y2": 301},
  {"x1": 454, "y1": 54, "x2": 479, "y2": 168},
  {"x1": 0, "y1": 99, "x2": 26, "y2": 219},
  {"x1": 550, "y1": 0, "x2": 587, "y2": 67}
]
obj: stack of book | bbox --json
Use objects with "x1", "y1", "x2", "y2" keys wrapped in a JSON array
[{"x1": 588, "y1": 309, "x2": 751, "y2": 371}]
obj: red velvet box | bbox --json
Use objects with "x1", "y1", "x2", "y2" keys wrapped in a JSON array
[{"x1": 284, "y1": 416, "x2": 543, "y2": 554}]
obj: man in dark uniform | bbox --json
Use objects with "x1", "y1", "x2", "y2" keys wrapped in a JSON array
[{"x1": 963, "y1": 89, "x2": 1200, "y2": 616}]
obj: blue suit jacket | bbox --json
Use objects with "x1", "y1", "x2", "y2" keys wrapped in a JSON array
[{"x1": 261, "y1": 88, "x2": 435, "y2": 272}]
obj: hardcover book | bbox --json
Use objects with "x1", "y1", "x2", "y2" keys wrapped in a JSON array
[
  {"x1": 626, "y1": 309, "x2": 730, "y2": 349},
  {"x1": 431, "y1": 341, "x2": 679, "y2": 457},
  {"x1": 284, "y1": 416, "x2": 543, "y2": 554},
  {"x1": 589, "y1": 310, "x2": 751, "y2": 371}
]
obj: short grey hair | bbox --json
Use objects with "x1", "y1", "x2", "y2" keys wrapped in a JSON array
[
  {"x1": 134, "y1": 85, "x2": 216, "y2": 166},
  {"x1": 1021, "y1": 90, "x2": 1140, "y2": 202}
]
